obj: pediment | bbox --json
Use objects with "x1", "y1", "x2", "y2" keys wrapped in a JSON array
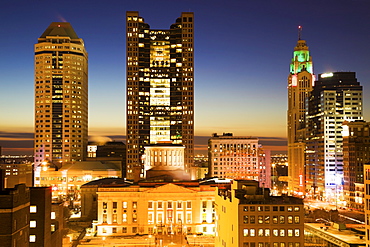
[{"x1": 146, "y1": 183, "x2": 196, "y2": 194}]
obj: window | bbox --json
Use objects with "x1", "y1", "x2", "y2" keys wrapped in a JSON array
[
  {"x1": 250, "y1": 216, "x2": 255, "y2": 224},
  {"x1": 132, "y1": 227, "x2": 137, "y2": 233},
  {"x1": 265, "y1": 206, "x2": 270, "y2": 211},
  {"x1": 279, "y1": 216, "x2": 285, "y2": 224},
  {"x1": 258, "y1": 206, "x2": 263, "y2": 212},
  {"x1": 294, "y1": 207, "x2": 300, "y2": 212},
  {"x1": 294, "y1": 229, "x2": 300, "y2": 237},
  {"x1": 258, "y1": 228, "x2": 264, "y2": 236},
  {"x1": 132, "y1": 213, "x2": 137, "y2": 222},
  {"x1": 30, "y1": 220, "x2": 36, "y2": 228},
  {"x1": 273, "y1": 229, "x2": 278, "y2": 236},
  {"x1": 279, "y1": 206, "x2": 285, "y2": 211},
  {"x1": 202, "y1": 201, "x2": 207, "y2": 209},
  {"x1": 243, "y1": 229, "x2": 249, "y2": 237},
  {"x1": 265, "y1": 229, "x2": 270, "y2": 237},
  {"x1": 288, "y1": 216, "x2": 293, "y2": 224},
  {"x1": 287, "y1": 206, "x2": 293, "y2": 212},
  {"x1": 30, "y1": 206, "x2": 37, "y2": 213},
  {"x1": 103, "y1": 214, "x2": 107, "y2": 223},
  {"x1": 29, "y1": 235, "x2": 36, "y2": 242},
  {"x1": 265, "y1": 216, "x2": 270, "y2": 224},
  {"x1": 112, "y1": 227, "x2": 117, "y2": 233},
  {"x1": 133, "y1": 202, "x2": 137, "y2": 209},
  {"x1": 273, "y1": 216, "x2": 278, "y2": 224},
  {"x1": 280, "y1": 229, "x2": 285, "y2": 237},
  {"x1": 243, "y1": 206, "x2": 248, "y2": 212},
  {"x1": 51, "y1": 212, "x2": 56, "y2": 219},
  {"x1": 250, "y1": 229, "x2": 255, "y2": 236},
  {"x1": 113, "y1": 202, "x2": 117, "y2": 209},
  {"x1": 258, "y1": 216, "x2": 263, "y2": 224},
  {"x1": 187, "y1": 201, "x2": 192, "y2": 209},
  {"x1": 294, "y1": 216, "x2": 300, "y2": 224},
  {"x1": 273, "y1": 206, "x2": 278, "y2": 211},
  {"x1": 250, "y1": 206, "x2": 255, "y2": 212},
  {"x1": 243, "y1": 215, "x2": 249, "y2": 224},
  {"x1": 177, "y1": 201, "x2": 182, "y2": 209},
  {"x1": 123, "y1": 201, "x2": 128, "y2": 208},
  {"x1": 103, "y1": 202, "x2": 107, "y2": 209},
  {"x1": 122, "y1": 227, "x2": 127, "y2": 233},
  {"x1": 288, "y1": 229, "x2": 293, "y2": 237},
  {"x1": 122, "y1": 213, "x2": 127, "y2": 222},
  {"x1": 168, "y1": 201, "x2": 173, "y2": 209},
  {"x1": 148, "y1": 201, "x2": 153, "y2": 209},
  {"x1": 158, "y1": 202, "x2": 163, "y2": 209},
  {"x1": 113, "y1": 214, "x2": 117, "y2": 223}
]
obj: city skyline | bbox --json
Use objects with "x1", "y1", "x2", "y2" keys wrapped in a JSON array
[{"x1": 2, "y1": 0, "x2": 370, "y2": 155}]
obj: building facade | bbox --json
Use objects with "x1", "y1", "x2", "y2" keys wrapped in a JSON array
[
  {"x1": 0, "y1": 184, "x2": 30, "y2": 247},
  {"x1": 306, "y1": 72, "x2": 363, "y2": 202},
  {"x1": 216, "y1": 180, "x2": 304, "y2": 247},
  {"x1": 34, "y1": 22, "x2": 88, "y2": 183},
  {"x1": 81, "y1": 179, "x2": 226, "y2": 236},
  {"x1": 126, "y1": 11, "x2": 194, "y2": 180},
  {"x1": 287, "y1": 29, "x2": 314, "y2": 196},
  {"x1": 208, "y1": 133, "x2": 271, "y2": 188},
  {"x1": 343, "y1": 121, "x2": 370, "y2": 210},
  {"x1": 364, "y1": 164, "x2": 370, "y2": 247}
]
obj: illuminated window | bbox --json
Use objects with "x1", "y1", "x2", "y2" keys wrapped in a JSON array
[
  {"x1": 288, "y1": 216, "x2": 293, "y2": 224},
  {"x1": 30, "y1": 220, "x2": 36, "y2": 228},
  {"x1": 133, "y1": 202, "x2": 137, "y2": 209},
  {"x1": 273, "y1": 216, "x2": 278, "y2": 224},
  {"x1": 294, "y1": 207, "x2": 300, "y2": 212},
  {"x1": 51, "y1": 224, "x2": 56, "y2": 232},
  {"x1": 103, "y1": 202, "x2": 107, "y2": 209},
  {"x1": 265, "y1": 229, "x2": 270, "y2": 237},
  {"x1": 287, "y1": 206, "x2": 293, "y2": 212},
  {"x1": 273, "y1": 229, "x2": 278, "y2": 237},
  {"x1": 250, "y1": 229, "x2": 255, "y2": 237},
  {"x1": 280, "y1": 229, "x2": 285, "y2": 237},
  {"x1": 294, "y1": 229, "x2": 300, "y2": 237},
  {"x1": 29, "y1": 235, "x2": 36, "y2": 242},
  {"x1": 123, "y1": 202, "x2": 128, "y2": 209},
  {"x1": 279, "y1": 216, "x2": 285, "y2": 224},
  {"x1": 103, "y1": 214, "x2": 107, "y2": 223},
  {"x1": 122, "y1": 213, "x2": 127, "y2": 222},
  {"x1": 288, "y1": 229, "x2": 293, "y2": 237},
  {"x1": 258, "y1": 228, "x2": 264, "y2": 236},
  {"x1": 294, "y1": 216, "x2": 300, "y2": 224},
  {"x1": 243, "y1": 229, "x2": 249, "y2": 237},
  {"x1": 113, "y1": 214, "x2": 117, "y2": 223},
  {"x1": 243, "y1": 215, "x2": 248, "y2": 224},
  {"x1": 51, "y1": 212, "x2": 56, "y2": 220},
  {"x1": 265, "y1": 216, "x2": 270, "y2": 224},
  {"x1": 250, "y1": 216, "x2": 255, "y2": 224},
  {"x1": 30, "y1": 206, "x2": 37, "y2": 213}
]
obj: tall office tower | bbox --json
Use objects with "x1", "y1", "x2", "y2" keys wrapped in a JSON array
[
  {"x1": 287, "y1": 27, "x2": 314, "y2": 196},
  {"x1": 208, "y1": 133, "x2": 271, "y2": 188},
  {"x1": 126, "y1": 11, "x2": 194, "y2": 180},
  {"x1": 306, "y1": 72, "x2": 363, "y2": 202},
  {"x1": 342, "y1": 120, "x2": 370, "y2": 210},
  {"x1": 34, "y1": 22, "x2": 88, "y2": 178}
]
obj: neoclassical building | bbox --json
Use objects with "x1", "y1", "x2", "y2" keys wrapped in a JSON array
[{"x1": 81, "y1": 178, "x2": 230, "y2": 236}]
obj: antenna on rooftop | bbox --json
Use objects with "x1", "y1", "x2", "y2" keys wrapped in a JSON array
[{"x1": 298, "y1": 25, "x2": 302, "y2": 40}]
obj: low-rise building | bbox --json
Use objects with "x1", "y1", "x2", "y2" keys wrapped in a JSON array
[
  {"x1": 216, "y1": 180, "x2": 304, "y2": 247},
  {"x1": 81, "y1": 177, "x2": 231, "y2": 237}
]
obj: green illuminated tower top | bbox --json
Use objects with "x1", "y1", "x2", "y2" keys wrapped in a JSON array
[{"x1": 290, "y1": 26, "x2": 313, "y2": 74}]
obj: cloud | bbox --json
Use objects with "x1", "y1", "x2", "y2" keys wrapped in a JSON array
[{"x1": 0, "y1": 131, "x2": 33, "y2": 140}]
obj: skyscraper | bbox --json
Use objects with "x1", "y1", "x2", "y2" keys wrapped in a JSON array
[
  {"x1": 306, "y1": 72, "x2": 363, "y2": 201},
  {"x1": 126, "y1": 11, "x2": 194, "y2": 180},
  {"x1": 287, "y1": 27, "x2": 314, "y2": 196},
  {"x1": 34, "y1": 22, "x2": 88, "y2": 179}
]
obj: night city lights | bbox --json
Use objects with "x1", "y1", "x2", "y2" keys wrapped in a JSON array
[{"x1": 1, "y1": 1, "x2": 370, "y2": 247}]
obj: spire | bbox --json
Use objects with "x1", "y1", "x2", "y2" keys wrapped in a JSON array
[{"x1": 298, "y1": 25, "x2": 302, "y2": 40}]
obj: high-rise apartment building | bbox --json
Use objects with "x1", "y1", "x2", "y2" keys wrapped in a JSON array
[
  {"x1": 34, "y1": 22, "x2": 88, "y2": 179},
  {"x1": 287, "y1": 28, "x2": 314, "y2": 196},
  {"x1": 342, "y1": 120, "x2": 370, "y2": 210},
  {"x1": 208, "y1": 133, "x2": 271, "y2": 188},
  {"x1": 126, "y1": 11, "x2": 194, "y2": 180},
  {"x1": 306, "y1": 72, "x2": 363, "y2": 201}
]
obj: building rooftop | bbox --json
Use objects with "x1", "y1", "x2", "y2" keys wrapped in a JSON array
[
  {"x1": 305, "y1": 223, "x2": 365, "y2": 246},
  {"x1": 60, "y1": 161, "x2": 121, "y2": 171},
  {"x1": 39, "y1": 22, "x2": 79, "y2": 39}
]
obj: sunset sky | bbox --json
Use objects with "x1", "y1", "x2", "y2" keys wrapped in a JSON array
[{"x1": 1, "y1": 0, "x2": 370, "y2": 155}]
